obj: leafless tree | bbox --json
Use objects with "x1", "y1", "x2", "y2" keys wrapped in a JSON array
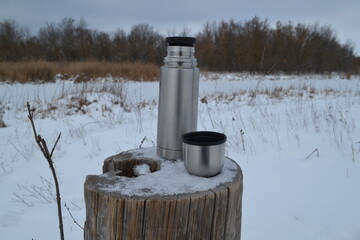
[{"x1": 0, "y1": 17, "x2": 357, "y2": 73}]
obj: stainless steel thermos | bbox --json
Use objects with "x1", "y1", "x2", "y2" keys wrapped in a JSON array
[{"x1": 157, "y1": 37, "x2": 200, "y2": 160}]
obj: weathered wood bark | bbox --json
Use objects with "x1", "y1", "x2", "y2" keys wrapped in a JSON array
[{"x1": 84, "y1": 149, "x2": 243, "y2": 240}]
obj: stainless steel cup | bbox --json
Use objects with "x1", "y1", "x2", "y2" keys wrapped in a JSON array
[
  {"x1": 157, "y1": 37, "x2": 200, "y2": 160},
  {"x1": 182, "y1": 131, "x2": 227, "y2": 177}
]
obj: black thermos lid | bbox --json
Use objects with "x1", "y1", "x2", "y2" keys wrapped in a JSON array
[{"x1": 166, "y1": 37, "x2": 196, "y2": 47}]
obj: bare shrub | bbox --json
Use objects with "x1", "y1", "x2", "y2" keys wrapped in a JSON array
[
  {"x1": 27, "y1": 102, "x2": 64, "y2": 240},
  {"x1": 13, "y1": 177, "x2": 56, "y2": 205}
]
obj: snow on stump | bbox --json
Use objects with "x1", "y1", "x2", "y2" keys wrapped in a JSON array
[{"x1": 84, "y1": 147, "x2": 243, "y2": 240}]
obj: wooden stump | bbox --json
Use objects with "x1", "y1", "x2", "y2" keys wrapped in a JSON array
[{"x1": 84, "y1": 148, "x2": 243, "y2": 240}]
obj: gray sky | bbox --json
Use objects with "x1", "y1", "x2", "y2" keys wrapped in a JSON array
[{"x1": 1, "y1": 0, "x2": 359, "y2": 55}]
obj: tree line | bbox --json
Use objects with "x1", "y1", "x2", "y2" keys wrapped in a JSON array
[
  {"x1": 196, "y1": 18, "x2": 356, "y2": 73},
  {"x1": 0, "y1": 18, "x2": 165, "y2": 64},
  {"x1": 0, "y1": 17, "x2": 358, "y2": 73}
]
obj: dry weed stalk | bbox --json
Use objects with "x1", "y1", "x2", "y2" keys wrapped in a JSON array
[
  {"x1": 26, "y1": 102, "x2": 64, "y2": 240},
  {"x1": 0, "y1": 114, "x2": 5, "y2": 128},
  {"x1": 305, "y1": 148, "x2": 319, "y2": 160},
  {"x1": 139, "y1": 136, "x2": 147, "y2": 148}
]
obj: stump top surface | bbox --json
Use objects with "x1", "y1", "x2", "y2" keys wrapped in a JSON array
[{"x1": 87, "y1": 147, "x2": 242, "y2": 197}]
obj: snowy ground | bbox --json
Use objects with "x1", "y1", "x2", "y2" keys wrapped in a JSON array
[{"x1": 1, "y1": 73, "x2": 360, "y2": 240}]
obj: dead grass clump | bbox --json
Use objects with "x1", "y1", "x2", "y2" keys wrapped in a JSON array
[
  {"x1": 200, "y1": 96, "x2": 208, "y2": 104},
  {"x1": 309, "y1": 87, "x2": 316, "y2": 97},
  {"x1": 248, "y1": 90, "x2": 258, "y2": 99},
  {"x1": 324, "y1": 88, "x2": 335, "y2": 96},
  {"x1": 270, "y1": 87, "x2": 284, "y2": 99},
  {"x1": 67, "y1": 96, "x2": 92, "y2": 114},
  {"x1": 0, "y1": 61, "x2": 160, "y2": 83}
]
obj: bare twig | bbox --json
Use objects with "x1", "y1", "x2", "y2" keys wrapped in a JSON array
[
  {"x1": 64, "y1": 203, "x2": 84, "y2": 230},
  {"x1": 31, "y1": 185, "x2": 52, "y2": 203},
  {"x1": 240, "y1": 129, "x2": 245, "y2": 152},
  {"x1": 50, "y1": 134, "x2": 61, "y2": 158},
  {"x1": 71, "y1": 201, "x2": 82, "y2": 210},
  {"x1": 40, "y1": 176, "x2": 56, "y2": 201},
  {"x1": 27, "y1": 102, "x2": 64, "y2": 240},
  {"x1": 305, "y1": 148, "x2": 319, "y2": 160},
  {"x1": 16, "y1": 183, "x2": 52, "y2": 204},
  {"x1": 139, "y1": 136, "x2": 147, "y2": 148},
  {"x1": 8, "y1": 139, "x2": 29, "y2": 162},
  {"x1": 12, "y1": 192, "x2": 33, "y2": 207}
]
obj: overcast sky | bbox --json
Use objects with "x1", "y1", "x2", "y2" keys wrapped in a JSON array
[{"x1": 1, "y1": 0, "x2": 359, "y2": 55}]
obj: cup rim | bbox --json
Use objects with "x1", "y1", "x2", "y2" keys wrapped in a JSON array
[{"x1": 182, "y1": 131, "x2": 227, "y2": 146}]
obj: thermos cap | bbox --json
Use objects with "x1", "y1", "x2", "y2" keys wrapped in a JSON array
[{"x1": 166, "y1": 37, "x2": 196, "y2": 47}]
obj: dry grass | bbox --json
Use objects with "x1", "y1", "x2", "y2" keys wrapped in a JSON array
[
  {"x1": 0, "y1": 61, "x2": 160, "y2": 83},
  {"x1": 0, "y1": 100, "x2": 5, "y2": 127},
  {"x1": 0, "y1": 115, "x2": 5, "y2": 128}
]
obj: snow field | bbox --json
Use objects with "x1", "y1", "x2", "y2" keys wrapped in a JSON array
[{"x1": 0, "y1": 73, "x2": 360, "y2": 239}]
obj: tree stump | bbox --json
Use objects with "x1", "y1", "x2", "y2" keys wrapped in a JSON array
[{"x1": 84, "y1": 147, "x2": 243, "y2": 240}]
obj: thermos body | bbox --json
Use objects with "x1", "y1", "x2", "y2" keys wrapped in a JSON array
[{"x1": 157, "y1": 37, "x2": 199, "y2": 160}]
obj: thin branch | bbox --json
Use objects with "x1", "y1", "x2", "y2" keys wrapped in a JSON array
[
  {"x1": 31, "y1": 185, "x2": 52, "y2": 204},
  {"x1": 64, "y1": 203, "x2": 84, "y2": 230},
  {"x1": 27, "y1": 103, "x2": 37, "y2": 138},
  {"x1": 139, "y1": 136, "x2": 147, "y2": 148},
  {"x1": 27, "y1": 102, "x2": 65, "y2": 240},
  {"x1": 8, "y1": 139, "x2": 29, "y2": 162},
  {"x1": 71, "y1": 201, "x2": 82, "y2": 210},
  {"x1": 50, "y1": 133, "x2": 61, "y2": 158},
  {"x1": 12, "y1": 192, "x2": 33, "y2": 207},
  {"x1": 16, "y1": 183, "x2": 52, "y2": 204},
  {"x1": 305, "y1": 148, "x2": 319, "y2": 160}
]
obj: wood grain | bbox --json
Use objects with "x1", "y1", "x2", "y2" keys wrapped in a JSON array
[{"x1": 84, "y1": 150, "x2": 243, "y2": 240}]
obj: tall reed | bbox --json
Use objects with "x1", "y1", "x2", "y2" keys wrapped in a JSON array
[{"x1": 0, "y1": 61, "x2": 160, "y2": 83}]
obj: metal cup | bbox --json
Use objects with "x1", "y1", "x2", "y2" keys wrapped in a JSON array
[{"x1": 182, "y1": 131, "x2": 227, "y2": 177}]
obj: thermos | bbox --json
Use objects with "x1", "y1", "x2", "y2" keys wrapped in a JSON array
[{"x1": 157, "y1": 37, "x2": 200, "y2": 160}]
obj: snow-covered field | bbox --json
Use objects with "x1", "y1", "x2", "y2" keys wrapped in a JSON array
[{"x1": 1, "y1": 73, "x2": 360, "y2": 239}]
